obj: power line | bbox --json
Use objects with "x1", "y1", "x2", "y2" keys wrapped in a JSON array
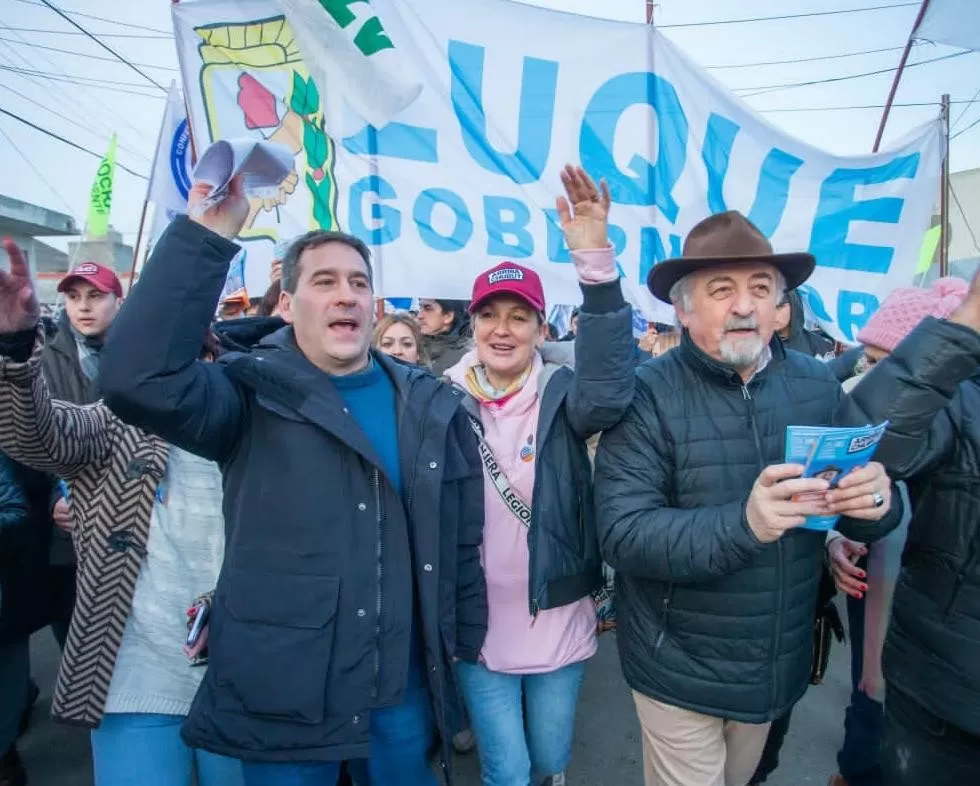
[
  {"x1": 0, "y1": 107, "x2": 147, "y2": 179},
  {"x1": 0, "y1": 63, "x2": 163, "y2": 94},
  {"x1": 0, "y1": 84, "x2": 150, "y2": 164},
  {"x1": 0, "y1": 25, "x2": 170, "y2": 40},
  {"x1": 705, "y1": 45, "x2": 905, "y2": 70},
  {"x1": 0, "y1": 81, "x2": 154, "y2": 161},
  {"x1": 951, "y1": 84, "x2": 980, "y2": 133},
  {"x1": 659, "y1": 2, "x2": 919, "y2": 29},
  {"x1": 735, "y1": 51, "x2": 970, "y2": 96},
  {"x1": 11, "y1": 0, "x2": 172, "y2": 35},
  {"x1": 950, "y1": 183, "x2": 980, "y2": 256},
  {"x1": 756, "y1": 100, "x2": 966, "y2": 113},
  {"x1": 35, "y1": 0, "x2": 166, "y2": 91},
  {"x1": 951, "y1": 113, "x2": 980, "y2": 141},
  {"x1": 0, "y1": 35, "x2": 178, "y2": 71},
  {"x1": 0, "y1": 20, "x2": 152, "y2": 141},
  {"x1": 0, "y1": 119, "x2": 79, "y2": 218}
]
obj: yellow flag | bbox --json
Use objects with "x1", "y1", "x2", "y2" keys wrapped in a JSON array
[
  {"x1": 916, "y1": 225, "x2": 942, "y2": 275},
  {"x1": 87, "y1": 133, "x2": 117, "y2": 238}
]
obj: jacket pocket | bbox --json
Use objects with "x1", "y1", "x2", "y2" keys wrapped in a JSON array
[{"x1": 212, "y1": 570, "x2": 340, "y2": 724}]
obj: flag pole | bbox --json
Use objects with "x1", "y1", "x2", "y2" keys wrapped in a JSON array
[
  {"x1": 939, "y1": 93, "x2": 951, "y2": 277},
  {"x1": 646, "y1": 0, "x2": 654, "y2": 24},
  {"x1": 872, "y1": 0, "x2": 933, "y2": 152}
]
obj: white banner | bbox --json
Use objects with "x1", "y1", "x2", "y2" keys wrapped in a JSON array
[
  {"x1": 173, "y1": 0, "x2": 942, "y2": 341},
  {"x1": 917, "y1": 0, "x2": 980, "y2": 52}
]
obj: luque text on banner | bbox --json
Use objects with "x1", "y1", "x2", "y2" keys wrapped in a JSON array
[{"x1": 172, "y1": 0, "x2": 943, "y2": 340}]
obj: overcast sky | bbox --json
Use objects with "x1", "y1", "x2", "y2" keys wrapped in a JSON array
[{"x1": 0, "y1": 0, "x2": 975, "y2": 250}]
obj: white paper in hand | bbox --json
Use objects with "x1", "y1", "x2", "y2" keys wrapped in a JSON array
[{"x1": 190, "y1": 139, "x2": 295, "y2": 215}]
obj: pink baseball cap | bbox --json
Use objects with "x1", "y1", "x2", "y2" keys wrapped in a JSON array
[
  {"x1": 58, "y1": 261, "x2": 123, "y2": 298},
  {"x1": 469, "y1": 262, "x2": 545, "y2": 315},
  {"x1": 857, "y1": 277, "x2": 967, "y2": 353}
]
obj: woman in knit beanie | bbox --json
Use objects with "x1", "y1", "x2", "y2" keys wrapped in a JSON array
[
  {"x1": 826, "y1": 276, "x2": 968, "y2": 786},
  {"x1": 853, "y1": 277, "x2": 969, "y2": 370}
]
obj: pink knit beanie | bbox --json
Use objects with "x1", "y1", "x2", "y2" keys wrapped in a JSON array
[{"x1": 857, "y1": 277, "x2": 968, "y2": 353}]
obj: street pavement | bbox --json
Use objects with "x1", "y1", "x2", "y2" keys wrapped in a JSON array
[{"x1": 21, "y1": 621, "x2": 851, "y2": 785}]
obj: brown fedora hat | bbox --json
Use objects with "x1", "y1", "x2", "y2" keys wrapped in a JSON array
[{"x1": 647, "y1": 211, "x2": 816, "y2": 304}]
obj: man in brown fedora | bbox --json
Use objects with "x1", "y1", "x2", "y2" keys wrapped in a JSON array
[{"x1": 593, "y1": 211, "x2": 902, "y2": 786}]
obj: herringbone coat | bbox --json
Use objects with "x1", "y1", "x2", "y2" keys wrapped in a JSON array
[{"x1": 0, "y1": 329, "x2": 167, "y2": 727}]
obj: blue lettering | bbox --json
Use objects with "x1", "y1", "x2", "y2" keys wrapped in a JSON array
[
  {"x1": 484, "y1": 196, "x2": 534, "y2": 258},
  {"x1": 639, "y1": 227, "x2": 682, "y2": 286},
  {"x1": 809, "y1": 154, "x2": 920, "y2": 274},
  {"x1": 413, "y1": 188, "x2": 473, "y2": 252},
  {"x1": 348, "y1": 175, "x2": 400, "y2": 246},
  {"x1": 838, "y1": 290, "x2": 879, "y2": 341},
  {"x1": 580, "y1": 72, "x2": 687, "y2": 219},
  {"x1": 449, "y1": 40, "x2": 558, "y2": 184},
  {"x1": 343, "y1": 122, "x2": 438, "y2": 162},
  {"x1": 701, "y1": 113, "x2": 804, "y2": 237},
  {"x1": 544, "y1": 209, "x2": 569, "y2": 263}
]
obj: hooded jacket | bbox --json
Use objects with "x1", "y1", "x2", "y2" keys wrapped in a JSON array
[
  {"x1": 98, "y1": 216, "x2": 488, "y2": 769},
  {"x1": 779, "y1": 289, "x2": 836, "y2": 359}
]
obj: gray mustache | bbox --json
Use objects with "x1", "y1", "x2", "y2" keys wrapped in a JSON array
[{"x1": 724, "y1": 317, "x2": 759, "y2": 332}]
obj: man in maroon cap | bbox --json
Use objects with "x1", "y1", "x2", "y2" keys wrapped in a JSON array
[{"x1": 43, "y1": 260, "x2": 123, "y2": 649}]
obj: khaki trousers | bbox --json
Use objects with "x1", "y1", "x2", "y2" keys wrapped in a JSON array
[{"x1": 632, "y1": 691, "x2": 771, "y2": 786}]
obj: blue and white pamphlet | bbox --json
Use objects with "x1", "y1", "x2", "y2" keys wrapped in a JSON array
[{"x1": 784, "y1": 422, "x2": 889, "y2": 531}]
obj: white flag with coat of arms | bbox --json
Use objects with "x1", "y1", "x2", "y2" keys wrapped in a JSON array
[{"x1": 147, "y1": 82, "x2": 193, "y2": 248}]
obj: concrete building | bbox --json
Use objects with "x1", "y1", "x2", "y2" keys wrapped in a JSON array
[
  {"x1": 0, "y1": 194, "x2": 136, "y2": 304},
  {"x1": 922, "y1": 167, "x2": 980, "y2": 284},
  {"x1": 0, "y1": 194, "x2": 77, "y2": 304}
]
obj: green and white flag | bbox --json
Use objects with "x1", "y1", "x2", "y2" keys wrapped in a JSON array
[{"x1": 278, "y1": 0, "x2": 422, "y2": 128}]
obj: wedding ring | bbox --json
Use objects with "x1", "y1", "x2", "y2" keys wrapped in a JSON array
[{"x1": 872, "y1": 492, "x2": 885, "y2": 508}]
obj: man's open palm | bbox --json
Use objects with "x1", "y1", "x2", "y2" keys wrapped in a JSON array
[{"x1": 0, "y1": 237, "x2": 40, "y2": 333}]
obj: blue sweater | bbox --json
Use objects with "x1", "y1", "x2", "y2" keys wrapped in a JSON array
[{"x1": 332, "y1": 359, "x2": 423, "y2": 691}]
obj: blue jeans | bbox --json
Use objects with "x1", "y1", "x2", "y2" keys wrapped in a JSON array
[
  {"x1": 837, "y1": 563, "x2": 884, "y2": 786},
  {"x1": 91, "y1": 713, "x2": 243, "y2": 786},
  {"x1": 0, "y1": 638, "x2": 30, "y2": 751},
  {"x1": 241, "y1": 684, "x2": 439, "y2": 786},
  {"x1": 456, "y1": 660, "x2": 586, "y2": 786}
]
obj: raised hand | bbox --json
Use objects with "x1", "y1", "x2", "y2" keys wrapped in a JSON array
[
  {"x1": 556, "y1": 165, "x2": 610, "y2": 251},
  {"x1": 0, "y1": 237, "x2": 41, "y2": 334},
  {"x1": 188, "y1": 174, "x2": 250, "y2": 241}
]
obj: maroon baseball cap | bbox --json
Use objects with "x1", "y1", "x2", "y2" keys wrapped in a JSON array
[
  {"x1": 469, "y1": 262, "x2": 545, "y2": 315},
  {"x1": 58, "y1": 261, "x2": 123, "y2": 298}
]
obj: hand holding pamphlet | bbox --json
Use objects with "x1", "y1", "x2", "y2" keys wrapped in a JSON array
[
  {"x1": 190, "y1": 139, "x2": 294, "y2": 216},
  {"x1": 784, "y1": 422, "x2": 889, "y2": 531}
]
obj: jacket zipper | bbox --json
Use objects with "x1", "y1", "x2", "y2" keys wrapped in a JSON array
[
  {"x1": 372, "y1": 469, "x2": 384, "y2": 699},
  {"x1": 743, "y1": 383, "x2": 782, "y2": 707}
]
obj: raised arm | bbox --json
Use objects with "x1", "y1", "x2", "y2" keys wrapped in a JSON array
[
  {"x1": 836, "y1": 291, "x2": 980, "y2": 480},
  {"x1": 554, "y1": 165, "x2": 635, "y2": 436},
  {"x1": 0, "y1": 241, "x2": 112, "y2": 477},
  {"x1": 99, "y1": 179, "x2": 251, "y2": 463}
]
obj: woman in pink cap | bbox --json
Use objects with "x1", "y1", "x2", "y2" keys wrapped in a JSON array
[
  {"x1": 833, "y1": 274, "x2": 980, "y2": 786},
  {"x1": 443, "y1": 166, "x2": 636, "y2": 786}
]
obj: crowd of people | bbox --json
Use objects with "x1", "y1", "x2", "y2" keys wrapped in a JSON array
[{"x1": 0, "y1": 162, "x2": 977, "y2": 786}]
